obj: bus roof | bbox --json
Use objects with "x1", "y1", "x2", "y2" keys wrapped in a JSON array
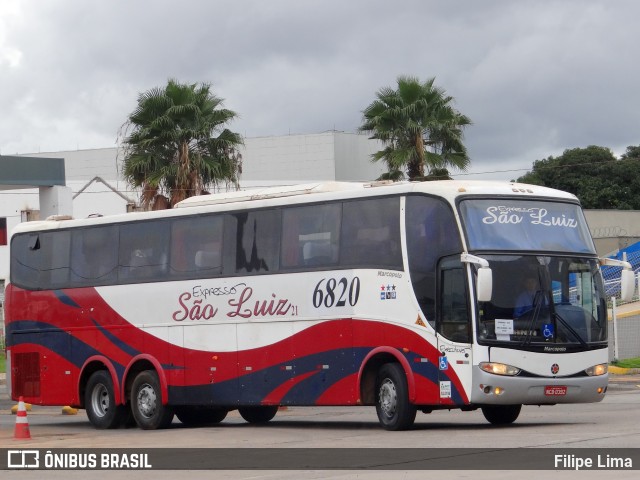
[{"x1": 10, "y1": 180, "x2": 578, "y2": 235}]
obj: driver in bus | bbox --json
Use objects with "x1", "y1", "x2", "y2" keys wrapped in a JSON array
[{"x1": 513, "y1": 275, "x2": 544, "y2": 318}]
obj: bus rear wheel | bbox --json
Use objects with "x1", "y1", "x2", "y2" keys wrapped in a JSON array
[
  {"x1": 130, "y1": 370, "x2": 174, "y2": 430},
  {"x1": 238, "y1": 406, "x2": 279, "y2": 424},
  {"x1": 85, "y1": 370, "x2": 129, "y2": 429},
  {"x1": 481, "y1": 404, "x2": 522, "y2": 425},
  {"x1": 175, "y1": 406, "x2": 228, "y2": 426},
  {"x1": 375, "y1": 363, "x2": 416, "y2": 431}
]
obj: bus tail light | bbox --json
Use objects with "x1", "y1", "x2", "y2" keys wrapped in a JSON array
[{"x1": 479, "y1": 362, "x2": 521, "y2": 376}]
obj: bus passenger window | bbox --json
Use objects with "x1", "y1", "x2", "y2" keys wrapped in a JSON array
[
  {"x1": 234, "y1": 210, "x2": 280, "y2": 274},
  {"x1": 118, "y1": 220, "x2": 170, "y2": 282},
  {"x1": 10, "y1": 231, "x2": 71, "y2": 290},
  {"x1": 281, "y1": 204, "x2": 340, "y2": 269},
  {"x1": 170, "y1": 215, "x2": 223, "y2": 278},
  {"x1": 70, "y1": 226, "x2": 118, "y2": 286},
  {"x1": 340, "y1": 198, "x2": 402, "y2": 269}
]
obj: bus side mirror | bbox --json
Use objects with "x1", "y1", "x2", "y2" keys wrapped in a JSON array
[
  {"x1": 476, "y1": 267, "x2": 493, "y2": 302},
  {"x1": 620, "y1": 269, "x2": 635, "y2": 302}
]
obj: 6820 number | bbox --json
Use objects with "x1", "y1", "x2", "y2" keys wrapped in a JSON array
[{"x1": 312, "y1": 277, "x2": 361, "y2": 308}]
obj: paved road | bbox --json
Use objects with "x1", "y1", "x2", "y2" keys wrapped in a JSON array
[{"x1": 1, "y1": 376, "x2": 639, "y2": 479}]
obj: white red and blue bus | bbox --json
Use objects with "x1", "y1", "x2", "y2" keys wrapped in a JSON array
[{"x1": 4, "y1": 180, "x2": 633, "y2": 430}]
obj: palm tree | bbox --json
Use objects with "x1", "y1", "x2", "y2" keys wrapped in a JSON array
[
  {"x1": 121, "y1": 79, "x2": 243, "y2": 209},
  {"x1": 360, "y1": 76, "x2": 471, "y2": 181}
]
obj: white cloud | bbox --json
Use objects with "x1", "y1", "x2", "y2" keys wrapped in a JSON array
[{"x1": 1, "y1": 0, "x2": 639, "y2": 177}]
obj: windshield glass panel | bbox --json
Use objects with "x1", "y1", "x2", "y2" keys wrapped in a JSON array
[
  {"x1": 477, "y1": 255, "x2": 607, "y2": 346},
  {"x1": 460, "y1": 199, "x2": 595, "y2": 253}
]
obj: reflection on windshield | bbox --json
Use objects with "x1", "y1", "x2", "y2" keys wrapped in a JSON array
[{"x1": 477, "y1": 255, "x2": 607, "y2": 346}]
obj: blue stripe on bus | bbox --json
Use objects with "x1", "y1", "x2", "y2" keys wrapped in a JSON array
[
  {"x1": 7, "y1": 320, "x2": 126, "y2": 377},
  {"x1": 90, "y1": 318, "x2": 141, "y2": 357},
  {"x1": 53, "y1": 290, "x2": 81, "y2": 308},
  {"x1": 168, "y1": 347, "x2": 464, "y2": 406}
]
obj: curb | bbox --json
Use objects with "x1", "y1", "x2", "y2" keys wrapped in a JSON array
[{"x1": 609, "y1": 366, "x2": 640, "y2": 375}]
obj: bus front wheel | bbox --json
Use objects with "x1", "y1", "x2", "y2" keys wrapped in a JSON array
[
  {"x1": 85, "y1": 370, "x2": 129, "y2": 429},
  {"x1": 481, "y1": 404, "x2": 522, "y2": 425},
  {"x1": 130, "y1": 370, "x2": 174, "y2": 430},
  {"x1": 375, "y1": 363, "x2": 417, "y2": 431}
]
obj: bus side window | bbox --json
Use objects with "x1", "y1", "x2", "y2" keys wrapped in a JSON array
[
  {"x1": 406, "y1": 196, "x2": 463, "y2": 328},
  {"x1": 281, "y1": 204, "x2": 341, "y2": 269},
  {"x1": 70, "y1": 226, "x2": 118, "y2": 286},
  {"x1": 170, "y1": 215, "x2": 223, "y2": 278},
  {"x1": 118, "y1": 220, "x2": 169, "y2": 282},
  {"x1": 234, "y1": 210, "x2": 281, "y2": 274},
  {"x1": 340, "y1": 197, "x2": 402, "y2": 269},
  {"x1": 438, "y1": 258, "x2": 471, "y2": 343},
  {"x1": 10, "y1": 231, "x2": 71, "y2": 290}
]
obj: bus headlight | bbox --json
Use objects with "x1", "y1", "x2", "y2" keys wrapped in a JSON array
[
  {"x1": 585, "y1": 364, "x2": 608, "y2": 376},
  {"x1": 479, "y1": 362, "x2": 521, "y2": 376}
]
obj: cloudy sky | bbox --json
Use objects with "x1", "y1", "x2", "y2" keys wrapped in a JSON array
[{"x1": 1, "y1": 0, "x2": 638, "y2": 180}]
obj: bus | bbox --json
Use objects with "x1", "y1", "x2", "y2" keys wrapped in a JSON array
[{"x1": 4, "y1": 180, "x2": 634, "y2": 430}]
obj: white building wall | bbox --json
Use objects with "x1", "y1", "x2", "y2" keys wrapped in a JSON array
[
  {"x1": 24, "y1": 148, "x2": 120, "y2": 181},
  {"x1": 334, "y1": 132, "x2": 385, "y2": 181},
  {"x1": 240, "y1": 133, "x2": 336, "y2": 185}
]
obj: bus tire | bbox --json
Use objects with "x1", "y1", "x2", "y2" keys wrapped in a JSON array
[
  {"x1": 238, "y1": 406, "x2": 279, "y2": 424},
  {"x1": 375, "y1": 363, "x2": 417, "y2": 431},
  {"x1": 85, "y1": 370, "x2": 129, "y2": 429},
  {"x1": 130, "y1": 370, "x2": 174, "y2": 430},
  {"x1": 481, "y1": 404, "x2": 522, "y2": 425},
  {"x1": 175, "y1": 406, "x2": 228, "y2": 426}
]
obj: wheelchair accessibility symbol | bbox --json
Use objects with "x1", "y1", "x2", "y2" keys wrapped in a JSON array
[
  {"x1": 543, "y1": 323, "x2": 554, "y2": 339},
  {"x1": 439, "y1": 356, "x2": 448, "y2": 370}
]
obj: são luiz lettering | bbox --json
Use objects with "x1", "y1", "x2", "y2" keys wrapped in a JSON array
[
  {"x1": 173, "y1": 286, "x2": 298, "y2": 321},
  {"x1": 554, "y1": 454, "x2": 632, "y2": 470}
]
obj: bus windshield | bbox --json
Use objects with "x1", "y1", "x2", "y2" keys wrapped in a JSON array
[
  {"x1": 459, "y1": 199, "x2": 595, "y2": 254},
  {"x1": 476, "y1": 255, "x2": 607, "y2": 347}
]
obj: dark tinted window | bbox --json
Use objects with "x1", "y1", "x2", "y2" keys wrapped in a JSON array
[
  {"x1": 11, "y1": 231, "x2": 71, "y2": 290},
  {"x1": 340, "y1": 197, "x2": 402, "y2": 269},
  {"x1": 70, "y1": 226, "x2": 118, "y2": 286},
  {"x1": 119, "y1": 220, "x2": 169, "y2": 282},
  {"x1": 170, "y1": 215, "x2": 224, "y2": 278},
  {"x1": 233, "y1": 210, "x2": 280, "y2": 274},
  {"x1": 406, "y1": 196, "x2": 462, "y2": 327},
  {"x1": 439, "y1": 257, "x2": 470, "y2": 343},
  {"x1": 282, "y1": 204, "x2": 341, "y2": 269}
]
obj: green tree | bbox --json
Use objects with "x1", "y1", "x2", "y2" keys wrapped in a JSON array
[
  {"x1": 517, "y1": 145, "x2": 640, "y2": 209},
  {"x1": 121, "y1": 79, "x2": 243, "y2": 209},
  {"x1": 359, "y1": 76, "x2": 471, "y2": 180}
]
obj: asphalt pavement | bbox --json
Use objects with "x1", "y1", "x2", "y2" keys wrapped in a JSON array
[{"x1": 1, "y1": 371, "x2": 639, "y2": 397}]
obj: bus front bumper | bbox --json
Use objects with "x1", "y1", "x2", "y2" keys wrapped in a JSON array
[{"x1": 470, "y1": 367, "x2": 608, "y2": 405}]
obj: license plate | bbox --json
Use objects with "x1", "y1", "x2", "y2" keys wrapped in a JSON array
[{"x1": 545, "y1": 386, "x2": 567, "y2": 396}]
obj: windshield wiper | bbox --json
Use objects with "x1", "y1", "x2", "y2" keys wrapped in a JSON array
[
  {"x1": 521, "y1": 290, "x2": 544, "y2": 347},
  {"x1": 553, "y1": 312, "x2": 588, "y2": 347}
]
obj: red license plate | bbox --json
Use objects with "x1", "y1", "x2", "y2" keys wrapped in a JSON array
[{"x1": 545, "y1": 386, "x2": 567, "y2": 396}]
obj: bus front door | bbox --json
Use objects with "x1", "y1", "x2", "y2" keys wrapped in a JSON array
[{"x1": 436, "y1": 258, "x2": 472, "y2": 406}]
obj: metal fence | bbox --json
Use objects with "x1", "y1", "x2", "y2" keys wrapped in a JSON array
[{"x1": 601, "y1": 249, "x2": 640, "y2": 361}]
